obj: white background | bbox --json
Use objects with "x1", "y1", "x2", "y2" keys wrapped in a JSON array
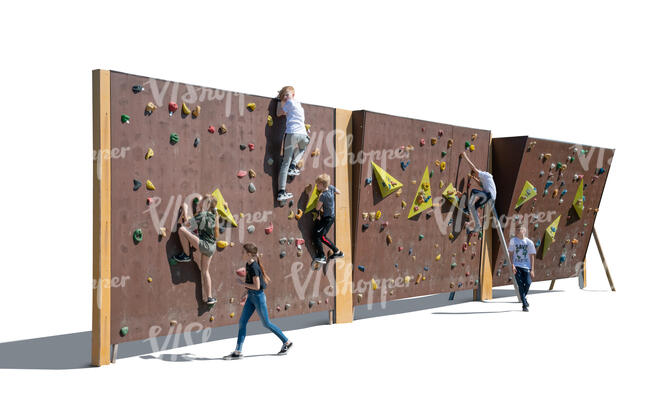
[{"x1": 0, "y1": 1, "x2": 648, "y2": 404}]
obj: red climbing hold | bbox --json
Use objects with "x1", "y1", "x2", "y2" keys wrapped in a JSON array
[
  {"x1": 295, "y1": 238, "x2": 305, "y2": 246},
  {"x1": 146, "y1": 197, "x2": 154, "y2": 205},
  {"x1": 208, "y1": 125, "x2": 215, "y2": 134},
  {"x1": 248, "y1": 143, "x2": 255, "y2": 151},
  {"x1": 168, "y1": 102, "x2": 178, "y2": 114},
  {"x1": 237, "y1": 170, "x2": 247, "y2": 178},
  {"x1": 398, "y1": 246, "x2": 404, "y2": 252},
  {"x1": 235, "y1": 267, "x2": 246, "y2": 277},
  {"x1": 264, "y1": 223, "x2": 273, "y2": 234},
  {"x1": 420, "y1": 138, "x2": 425, "y2": 146}
]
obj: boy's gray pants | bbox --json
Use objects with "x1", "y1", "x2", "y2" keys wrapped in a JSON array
[{"x1": 278, "y1": 132, "x2": 310, "y2": 190}]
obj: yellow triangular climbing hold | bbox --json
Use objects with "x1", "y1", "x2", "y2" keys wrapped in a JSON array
[
  {"x1": 442, "y1": 183, "x2": 460, "y2": 208},
  {"x1": 181, "y1": 102, "x2": 191, "y2": 115},
  {"x1": 145, "y1": 180, "x2": 155, "y2": 190},
  {"x1": 408, "y1": 166, "x2": 433, "y2": 219},
  {"x1": 211, "y1": 188, "x2": 238, "y2": 227},
  {"x1": 305, "y1": 184, "x2": 321, "y2": 213},
  {"x1": 515, "y1": 180, "x2": 537, "y2": 209},
  {"x1": 542, "y1": 215, "x2": 561, "y2": 258},
  {"x1": 371, "y1": 161, "x2": 403, "y2": 198},
  {"x1": 572, "y1": 179, "x2": 584, "y2": 218}
]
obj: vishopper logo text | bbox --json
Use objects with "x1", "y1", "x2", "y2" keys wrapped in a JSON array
[{"x1": 145, "y1": 79, "x2": 247, "y2": 118}]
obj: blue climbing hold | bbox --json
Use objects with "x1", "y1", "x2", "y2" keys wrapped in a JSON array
[
  {"x1": 400, "y1": 160, "x2": 410, "y2": 171},
  {"x1": 358, "y1": 265, "x2": 365, "y2": 272},
  {"x1": 365, "y1": 177, "x2": 372, "y2": 185},
  {"x1": 424, "y1": 266, "x2": 429, "y2": 271},
  {"x1": 545, "y1": 180, "x2": 554, "y2": 189}
]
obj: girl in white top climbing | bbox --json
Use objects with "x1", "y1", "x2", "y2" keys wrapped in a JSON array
[
  {"x1": 461, "y1": 151, "x2": 497, "y2": 234},
  {"x1": 275, "y1": 86, "x2": 310, "y2": 201}
]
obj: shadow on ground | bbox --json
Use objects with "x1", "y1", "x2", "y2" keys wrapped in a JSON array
[{"x1": 0, "y1": 288, "x2": 558, "y2": 369}]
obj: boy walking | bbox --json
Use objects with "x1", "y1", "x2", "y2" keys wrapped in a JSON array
[
  {"x1": 508, "y1": 223, "x2": 536, "y2": 311},
  {"x1": 313, "y1": 174, "x2": 344, "y2": 264}
]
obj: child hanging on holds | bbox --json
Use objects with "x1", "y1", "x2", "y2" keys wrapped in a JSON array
[
  {"x1": 276, "y1": 86, "x2": 310, "y2": 201},
  {"x1": 312, "y1": 174, "x2": 344, "y2": 264},
  {"x1": 174, "y1": 194, "x2": 218, "y2": 305},
  {"x1": 461, "y1": 151, "x2": 497, "y2": 233}
]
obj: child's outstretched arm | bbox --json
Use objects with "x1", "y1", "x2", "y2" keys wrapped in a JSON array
[{"x1": 462, "y1": 152, "x2": 479, "y2": 173}]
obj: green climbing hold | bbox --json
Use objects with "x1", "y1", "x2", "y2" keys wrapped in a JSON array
[
  {"x1": 121, "y1": 114, "x2": 130, "y2": 124},
  {"x1": 169, "y1": 257, "x2": 178, "y2": 265},
  {"x1": 464, "y1": 141, "x2": 470, "y2": 148},
  {"x1": 170, "y1": 133, "x2": 179, "y2": 145},
  {"x1": 120, "y1": 326, "x2": 128, "y2": 337},
  {"x1": 419, "y1": 234, "x2": 424, "y2": 240},
  {"x1": 429, "y1": 170, "x2": 433, "y2": 178},
  {"x1": 133, "y1": 229, "x2": 143, "y2": 244},
  {"x1": 451, "y1": 262, "x2": 457, "y2": 268},
  {"x1": 441, "y1": 151, "x2": 447, "y2": 157}
]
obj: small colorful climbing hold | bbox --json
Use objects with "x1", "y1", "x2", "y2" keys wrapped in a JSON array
[
  {"x1": 121, "y1": 114, "x2": 130, "y2": 124},
  {"x1": 133, "y1": 179, "x2": 142, "y2": 191},
  {"x1": 170, "y1": 133, "x2": 179, "y2": 145},
  {"x1": 146, "y1": 180, "x2": 155, "y2": 190},
  {"x1": 120, "y1": 326, "x2": 129, "y2": 337}
]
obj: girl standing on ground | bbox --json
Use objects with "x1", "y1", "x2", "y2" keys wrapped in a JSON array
[
  {"x1": 276, "y1": 85, "x2": 310, "y2": 201},
  {"x1": 173, "y1": 195, "x2": 218, "y2": 305},
  {"x1": 224, "y1": 243, "x2": 293, "y2": 359}
]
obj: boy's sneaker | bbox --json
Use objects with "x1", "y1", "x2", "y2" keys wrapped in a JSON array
[
  {"x1": 223, "y1": 351, "x2": 243, "y2": 360},
  {"x1": 278, "y1": 341, "x2": 293, "y2": 355},
  {"x1": 206, "y1": 297, "x2": 217, "y2": 305},
  {"x1": 174, "y1": 252, "x2": 192, "y2": 263},
  {"x1": 328, "y1": 251, "x2": 344, "y2": 260},
  {"x1": 314, "y1": 256, "x2": 327, "y2": 264},
  {"x1": 288, "y1": 168, "x2": 301, "y2": 176},
  {"x1": 277, "y1": 190, "x2": 293, "y2": 201}
]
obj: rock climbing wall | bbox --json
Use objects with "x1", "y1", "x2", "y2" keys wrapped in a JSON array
[
  {"x1": 108, "y1": 71, "x2": 336, "y2": 343},
  {"x1": 491, "y1": 136, "x2": 614, "y2": 285},
  {"x1": 350, "y1": 111, "x2": 491, "y2": 306}
]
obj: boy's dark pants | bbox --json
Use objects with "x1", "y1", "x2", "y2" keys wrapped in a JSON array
[
  {"x1": 514, "y1": 266, "x2": 532, "y2": 305},
  {"x1": 313, "y1": 216, "x2": 337, "y2": 257}
]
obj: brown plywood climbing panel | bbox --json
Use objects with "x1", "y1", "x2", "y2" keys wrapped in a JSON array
[
  {"x1": 491, "y1": 137, "x2": 614, "y2": 286},
  {"x1": 107, "y1": 71, "x2": 336, "y2": 343},
  {"x1": 350, "y1": 111, "x2": 490, "y2": 306}
]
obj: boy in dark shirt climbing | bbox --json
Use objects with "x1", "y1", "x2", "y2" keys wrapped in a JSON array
[{"x1": 313, "y1": 174, "x2": 344, "y2": 264}]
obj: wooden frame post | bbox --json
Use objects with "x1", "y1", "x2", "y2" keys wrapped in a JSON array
[
  {"x1": 478, "y1": 133, "x2": 494, "y2": 300},
  {"x1": 92, "y1": 69, "x2": 112, "y2": 366},
  {"x1": 334, "y1": 109, "x2": 353, "y2": 323},
  {"x1": 593, "y1": 227, "x2": 616, "y2": 292}
]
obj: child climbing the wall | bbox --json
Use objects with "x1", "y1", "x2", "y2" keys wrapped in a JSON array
[
  {"x1": 312, "y1": 174, "x2": 344, "y2": 264},
  {"x1": 224, "y1": 243, "x2": 293, "y2": 359},
  {"x1": 276, "y1": 85, "x2": 310, "y2": 201},
  {"x1": 461, "y1": 151, "x2": 497, "y2": 233},
  {"x1": 508, "y1": 223, "x2": 536, "y2": 312},
  {"x1": 173, "y1": 195, "x2": 218, "y2": 306}
]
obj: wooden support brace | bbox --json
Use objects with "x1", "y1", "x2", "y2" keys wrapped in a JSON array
[{"x1": 593, "y1": 227, "x2": 615, "y2": 292}]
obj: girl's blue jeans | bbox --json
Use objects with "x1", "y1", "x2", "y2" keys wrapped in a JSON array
[{"x1": 236, "y1": 289, "x2": 288, "y2": 351}]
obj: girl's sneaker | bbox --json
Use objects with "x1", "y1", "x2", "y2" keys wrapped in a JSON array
[
  {"x1": 277, "y1": 190, "x2": 293, "y2": 201},
  {"x1": 278, "y1": 341, "x2": 293, "y2": 355},
  {"x1": 288, "y1": 168, "x2": 301, "y2": 176},
  {"x1": 314, "y1": 256, "x2": 327, "y2": 264},
  {"x1": 174, "y1": 252, "x2": 192, "y2": 262},
  {"x1": 223, "y1": 351, "x2": 243, "y2": 360},
  {"x1": 206, "y1": 297, "x2": 217, "y2": 305}
]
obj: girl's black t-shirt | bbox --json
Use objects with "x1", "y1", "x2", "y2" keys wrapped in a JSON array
[{"x1": 245, "y1": 260, "x2": 267, "y2": 290}]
